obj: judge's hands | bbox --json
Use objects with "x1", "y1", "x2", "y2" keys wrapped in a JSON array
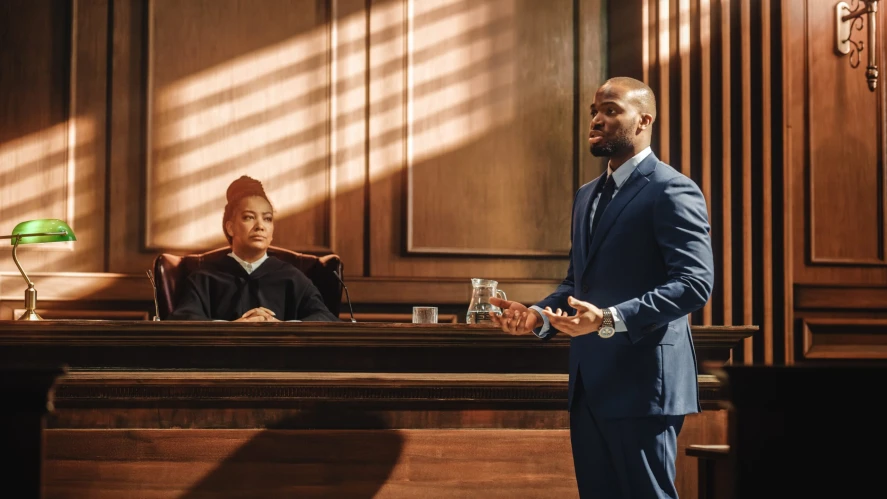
[
  {"x1": 540, "y1": 296, "x2": 603, "y2": 337},
  {"x1": 235, "y1": 307, "x2": 280, "y2": 322},
  {"x1": 488, "y1": 297, "x2": 542, "y2": 335}
]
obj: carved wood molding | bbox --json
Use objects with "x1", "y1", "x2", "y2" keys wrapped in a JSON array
[
  {"x1": 51, "y1": 371, "x2": 725, "y2": 405},
  {"x1": 802, "y1": 317, "x2": 887, "y2": 359},
  {"x1": 54, "y1": 371, "x2": 568, "y2": 404},
  {"x1": 795, "y1": 285, "x2": 887, "y2": 310}
]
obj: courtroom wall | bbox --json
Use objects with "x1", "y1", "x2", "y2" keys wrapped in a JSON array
[{"x1": 0, "y1": 0, "x2": 605, "y2": 321}]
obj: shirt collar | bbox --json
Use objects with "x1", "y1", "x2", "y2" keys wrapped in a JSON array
[
  {"x1": 228, "y1": 251, "x2": 268, "y2": 275},
  {"x1": 607, "y1": 146, "x2": 652, "y2": 189}
]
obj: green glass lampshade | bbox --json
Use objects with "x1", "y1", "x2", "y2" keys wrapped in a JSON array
[{"x1": 10, "y1": 219, "x2": 76, "y2": 245}]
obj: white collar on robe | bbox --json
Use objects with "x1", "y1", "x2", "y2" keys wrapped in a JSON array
[{"x1": 227, "y1": 251, "x2": 268, "y2": 275}]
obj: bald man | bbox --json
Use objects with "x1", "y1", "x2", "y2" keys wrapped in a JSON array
[{"x1": 490, "y1": 77, "x2": 714, "y2": 498}]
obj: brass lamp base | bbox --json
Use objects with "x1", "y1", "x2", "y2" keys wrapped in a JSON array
[
  {"x1": 17, "y1": 286, "x2": 43, "y2": 320},
  {"x1": 17, "y1": 309, "x2": 43, "y2": 321}
]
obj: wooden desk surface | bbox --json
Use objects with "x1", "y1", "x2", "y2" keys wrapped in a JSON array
[
  {"x1": 0, "y1": 320, "x2": 756, "y2": 344},
  {"x1": 0, "y1": 321, "x2": 756, "y2": 376}
]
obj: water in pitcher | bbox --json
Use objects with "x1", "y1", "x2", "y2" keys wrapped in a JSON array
[{"x1": 466, "y1": 278, "x2": 507, "y2": 324}]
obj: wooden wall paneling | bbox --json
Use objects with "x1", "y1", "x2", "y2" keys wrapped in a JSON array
[
  {"x1": 107, "y1": 0, "x2": 152, "y2": 274},
  {"x1": 679, "y1": 0, "x2": 692, "y2": 181},
  {"x1": 405, "y1": 0, "x2": 571, "y2": 258},
  {"x1": 795, "y1": 285, "x2": 887, "y2": 310},
  {"x1": 719, "y1": 0, "x2": 733, "y2": 331},
  {"x1": 69, "y1": 0, "x2": 110, "y2": 272},
  {"x1": 786, "y1": 1, "x2": 887, "y2": 361},
  {"x1": 739, "y1": 0, "x2": 753, "y2": 363},
  {"x1": 657, "y1": 0, "x2": 671, "y2": 164},
  {"x1": 804, "y1": 1, "x2": 884, "y2": 267},
  {"x1": 144, "y1": 0, "x2": 333, "y2": 253},
  {"x1": 644, "y1": 0, "x2": 659, "y2": 95},
  {"x1": 579, "y1": 0, "x2": 608, "y2": 187},
  {"x1": 791, "y1": 1, "x2": 887, "y2": 285},
  {"x1": 784, "y1": 0, "x2": 806, "y2": 363},
  {"x1": 331, "y1": 0, "x2": 369, "y2": 276},
  {"x1": 0, "y1": 0, "x2": 108, "y2": 275},
  {"x1": 764, "y1": 0, "x2": 790, "y2": 366},
  {"x1": 628, "y1": 0, "x2": 789, "y2": 363},
  {"x1": 369, "y1": 0, "x2": 604, "y2": 279},
  {"x1": 780, "y1": 0, "x2": 794, "y2": 365},
  {"x1": 760, "y1": 0, "x2": 773, "y2": 364},
  {"x1": 800, "y1": 317, "x2": 887, "y2": 360},
  {"x1": 0, "y1": 271, "x2": 153, "y2": 319},
  {"x1": 699, "y1": 0, "x2": 713, "y2": 325}
]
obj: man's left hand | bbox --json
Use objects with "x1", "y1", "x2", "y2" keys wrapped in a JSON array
[{"x1": 541, "y1": 296, "x2": 604, "y2": 337}]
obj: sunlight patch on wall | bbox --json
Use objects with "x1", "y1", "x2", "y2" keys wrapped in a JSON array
[
  {"x1": 368, "y1": 0, "x2": 517, "y2": 182},
  {"x1": 331, "y1": 0, "x2": 371, "y2": 195},
  {"x1": 0, "y1": 118, "x2": 94, "y2": 245},
  {"x1": 146, "y1": 0, "x2": 333, "y2": 251},
  {"x1": 408, "y1": 0, "x2": 516, "y2": 165}
]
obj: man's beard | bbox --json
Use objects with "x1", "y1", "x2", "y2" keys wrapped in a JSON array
[{"x1": 590, "y1": 129, "x2": 633, "y2": 157}]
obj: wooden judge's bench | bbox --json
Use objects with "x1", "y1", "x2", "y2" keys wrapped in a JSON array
[{"x1": 0, "y1": 321, "x2": 755, "y2": 499}]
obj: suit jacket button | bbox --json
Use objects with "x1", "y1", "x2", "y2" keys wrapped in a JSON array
[{"x1": 581, "y1": 285, "x2": 589, "y2": 293}]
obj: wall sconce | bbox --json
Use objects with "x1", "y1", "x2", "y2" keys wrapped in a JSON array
[
  {"x1": 0, "y1": 219, "x2": 77, "y2": 320},
  {"x1": 836, "y1": 0, "x2": 880, "y2": 91}
]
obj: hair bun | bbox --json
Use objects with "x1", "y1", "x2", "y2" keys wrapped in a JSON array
[{"x1": 226, "y1": 175, "x2": 267, "y2": 203}]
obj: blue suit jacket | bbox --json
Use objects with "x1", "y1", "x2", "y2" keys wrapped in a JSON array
[{"x1": 536, "y1": 153, "x2": 714, "y2": 418}]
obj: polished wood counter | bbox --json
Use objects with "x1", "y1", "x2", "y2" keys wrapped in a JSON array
[
  {"x1": 0, "y1": 320, "x2": 749, "y2": 372},
  {"x1": 0, "y1": 321, "x2": 755, "y2": 498}
]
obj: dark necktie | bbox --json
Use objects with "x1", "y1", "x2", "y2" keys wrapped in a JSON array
[{"x1": 590, "y1": 173, "x2": 616, "y2": 239}]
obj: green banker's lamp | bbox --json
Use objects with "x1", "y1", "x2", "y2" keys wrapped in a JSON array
[{"x1": 0, "y1": 219, "x2": 76, "y2": 320}]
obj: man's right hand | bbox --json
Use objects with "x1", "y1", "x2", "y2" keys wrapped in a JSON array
[{"x1": 489, "y1": 297, "x2": 543, "y2": 335}]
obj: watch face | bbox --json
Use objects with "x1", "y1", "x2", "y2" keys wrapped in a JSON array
[{"x1": 598, "y1": 326, "x2": 616, "y2": 338}]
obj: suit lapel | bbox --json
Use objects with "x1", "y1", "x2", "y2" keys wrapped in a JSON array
[{"x1": 585, "y1": 154, "x2": 659, "y2": 263}]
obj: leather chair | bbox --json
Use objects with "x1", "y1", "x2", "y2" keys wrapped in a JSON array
[{"x1": 153, "y1": 246, "x2": 343, "y2": 319}]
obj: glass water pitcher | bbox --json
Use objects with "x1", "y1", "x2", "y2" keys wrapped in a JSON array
[{"x1": 466, "y1": 278, "x2": 507, "y2": 324}]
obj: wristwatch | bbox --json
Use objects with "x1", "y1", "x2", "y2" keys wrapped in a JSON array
[{"x1": 598, "y1": 308, "x2": 616, "y2": 338}]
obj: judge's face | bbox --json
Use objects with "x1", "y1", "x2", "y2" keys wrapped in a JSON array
[{"x1": 226, "y1": 196, "x2": 274, "y2": 257}]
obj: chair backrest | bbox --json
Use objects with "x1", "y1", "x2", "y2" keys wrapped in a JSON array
[{"x1": 153, "y1": 246, "x2": 343, "y2": 319}]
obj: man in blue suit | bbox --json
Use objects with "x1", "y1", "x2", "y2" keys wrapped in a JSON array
[{"x1": 490, "y1": 76, "x2": 714, "y2": 498}]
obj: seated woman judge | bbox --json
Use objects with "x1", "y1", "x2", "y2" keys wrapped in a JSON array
[{"x1": 168, "y1": 176, "x2": 340, "y2": 322}]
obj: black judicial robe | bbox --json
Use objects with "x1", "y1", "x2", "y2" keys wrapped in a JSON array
[{"x1": 168, "y1": 256, "x2": 339, "y2": 322}]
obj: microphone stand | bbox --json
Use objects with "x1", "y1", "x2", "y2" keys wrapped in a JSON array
[
  {"x1": 146, "y1": 270, "x2": 161, "y2": 321},
  {"x1": 333, "y1": 270, "x2": 357, "y2": 323}
]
